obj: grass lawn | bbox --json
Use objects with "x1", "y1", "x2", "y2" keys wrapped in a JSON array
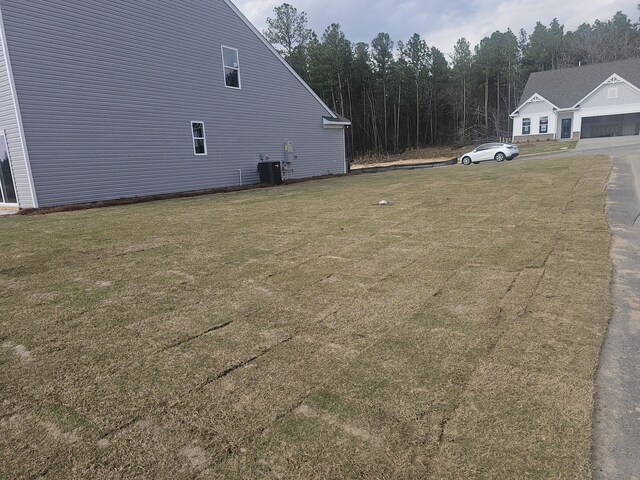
[
  {"x1": 1, "y1": 155, "x2": 611, "y2": 479},
  {"x1": 518, "y1": 139, "x2": 579, "y2": 155}
]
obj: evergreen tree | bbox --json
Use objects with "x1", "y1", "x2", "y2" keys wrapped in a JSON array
[
  {"x1": 451, "y1": 38, "x2": 473, "y2": 140},
  {"x1": 371, "y1": 33, "x2": 394, "y2": 152},
  {"x1": 402, "y1": 34, "x2": 429, "y2": 147},
  {"x1": 264, "y1": 3, "x2": 313, "y2": 78},
  {"x1": 263, "y1": 3, "x2": 640, "y2": 157}
]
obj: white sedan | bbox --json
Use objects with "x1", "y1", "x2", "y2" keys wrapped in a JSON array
[{"x1": 459, "y1": 143, "x2": 519, "y2": 165}]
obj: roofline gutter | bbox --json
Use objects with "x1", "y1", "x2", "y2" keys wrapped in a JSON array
[{"x1": 323, "y1": 117, "x2": 351, "y2": 128}]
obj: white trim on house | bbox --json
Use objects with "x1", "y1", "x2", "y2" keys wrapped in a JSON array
[
  {"x1": 191, "y1": 121, "x2": 207, "y2": 156},
  {"x1": 0, "y1": 8, "x2": 38, "y2": 208},
  {"x1": 221, "y1": 45, "x2": 241, "y2": 90},
  {"x1": 0, "y1": 130, "x2": 18, "y2": 205},
  {"x1": 342, "y1": 128, "x2": 347, "y2": 174},
  {"x1": 510, "y1": 93, "x2": 559, "y2": 117},
  {"x1": 222, "y1": 0, "x2": 337, "y2": 118},
  {"x1": 572, "y1": 73, "x2": 640, "y2": 108},
  {"x1": 322, "y1": 117, "x2": 351, "y2": 128}
]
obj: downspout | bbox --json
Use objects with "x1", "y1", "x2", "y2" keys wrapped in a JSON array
[{"x1": 343, "y1": 127, "x2": 348, "y2": 174}]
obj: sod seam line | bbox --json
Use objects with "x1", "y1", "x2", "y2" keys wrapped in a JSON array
[{"x1": 158, "y1": 320, "x2": 235, "y2": 352}]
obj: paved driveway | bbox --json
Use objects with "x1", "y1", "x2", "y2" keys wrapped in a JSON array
[
  {"x1": 592, "y1": 142, "x2": 640, "y2": 480},
  {"x1": 576, "y1": 135, "x2": 640, "y2": 152}
]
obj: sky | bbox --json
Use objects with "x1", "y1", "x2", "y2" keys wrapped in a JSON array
[{"x1": 234, "y1": 0, "x2": 639, "y2": 56}]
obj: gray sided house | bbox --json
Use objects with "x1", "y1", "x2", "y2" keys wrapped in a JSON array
[
  {"x1": 511, "y1": 58, "x2": 640, "y2": 143},
  {"x1": 0, "y1": 0, "x2": 350, "y2": 209}
]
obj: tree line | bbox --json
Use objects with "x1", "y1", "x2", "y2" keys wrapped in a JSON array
[{"x1": 264, "y1": 4, "x2": 640, "y2": 157}]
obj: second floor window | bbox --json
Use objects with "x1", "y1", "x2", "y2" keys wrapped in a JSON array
[{"x1": 222, "y1": 46, "x2": 241, "y2": 89}]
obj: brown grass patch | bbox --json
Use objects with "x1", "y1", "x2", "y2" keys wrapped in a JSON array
[{"x1": 0, "y1": 155, "x2": 611, "y2": 478}]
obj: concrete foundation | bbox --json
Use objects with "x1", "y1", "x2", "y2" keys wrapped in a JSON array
[{"x1": 513, "y1": 134, "x2": 555, "y2": 143}]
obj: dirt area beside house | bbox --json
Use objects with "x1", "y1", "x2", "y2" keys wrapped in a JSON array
[{"x1": 350, "y1": 157, "x2": 453, "y2": 169}]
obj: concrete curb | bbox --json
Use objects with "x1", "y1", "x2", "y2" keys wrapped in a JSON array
[{"x1": 517, "y1": 148, "x2": 576, "y2": 159}]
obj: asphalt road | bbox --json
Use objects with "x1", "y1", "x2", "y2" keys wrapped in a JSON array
[{"x1": 591, "y1": 140, "x2": 640, "y2": 480}]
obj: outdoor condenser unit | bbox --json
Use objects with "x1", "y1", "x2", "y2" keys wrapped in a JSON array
[{"x1": 257, "y1": 160, "x2": 282, "y2": 185}]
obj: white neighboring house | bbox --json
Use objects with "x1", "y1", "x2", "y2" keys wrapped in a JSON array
[{"x1": 510, "y1": 58, "x2": 640, "y2": 142}]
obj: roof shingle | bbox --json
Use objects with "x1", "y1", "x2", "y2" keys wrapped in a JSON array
[{"x1": 518, "y1": 58, "x2": 640, "y2": 109}]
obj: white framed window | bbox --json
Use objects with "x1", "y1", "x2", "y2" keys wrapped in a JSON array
[
  {"x1": 539, "y1": 116, "x2": 548, "y2": 134},
  {"x1": 222, "y1": 46, "x2": 241, "y2": 89},
  {"x1": 607, "y1": 87, "x2": 618, "y2": 99},
  {"x1": 191, "y1": 121, "x2": 207, "y2": 155}
]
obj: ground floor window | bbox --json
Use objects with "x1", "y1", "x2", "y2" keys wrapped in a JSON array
[
  {"x1": 0, "y1": 133, "x2": 17, "y2": 204},
  {"x1": 191, "y1": 122, "x2": 207, "y2": 155},
  {"x1": 539, "y1": 116, "x2": 548, "y2": 134},
  {"x1": 522, "y1": 118, "x2": 531, "y2": 135}
]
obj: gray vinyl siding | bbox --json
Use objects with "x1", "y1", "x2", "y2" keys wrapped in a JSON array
[
  {"x1": 580, "y1": 82, "x2": 640, "y2": 108},
  {"x1": 0, "y1": 23, "x2": 33, "y2": 208},
  {"x1": 0, "y1": 0, "x2": 345, "y2": 207}
]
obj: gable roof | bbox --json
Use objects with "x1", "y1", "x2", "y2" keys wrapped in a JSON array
[
  {"x1": 513, "y1": 93, "x2": 559, "y2": 114},
  {"x1": 517, "y1": 58, "x2": 640, "y2": 109}
]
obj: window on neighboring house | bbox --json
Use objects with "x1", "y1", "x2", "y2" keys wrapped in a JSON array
[
  {"x1": 539, "y1": 116, "x2": 548, "y2": 134},
  {"x1": 191, "y1": 122, "x2": 207, "y2": 155},
  {"x1": 522, "y1": 118, "x2": 531, "y2": 135},
  {"x1": 222, "y1": 46, "x2": 241, "y2": 89}
]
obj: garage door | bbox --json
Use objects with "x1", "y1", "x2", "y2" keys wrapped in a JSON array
[{"x1": 581, "y1": 113, "x2": 640, "y2": 139}]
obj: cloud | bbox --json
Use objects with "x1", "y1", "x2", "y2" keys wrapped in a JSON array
[{"x1": 233, "y1": 0, "x2": 639, "y2": 55}]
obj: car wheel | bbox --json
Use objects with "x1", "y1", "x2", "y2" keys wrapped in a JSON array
[
  {"x1": 495, "y1": 152, "x2": 506, "y2": 162},
  {"x1": 461, "y1": 156, "x2": 471, "y2": 166}
]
